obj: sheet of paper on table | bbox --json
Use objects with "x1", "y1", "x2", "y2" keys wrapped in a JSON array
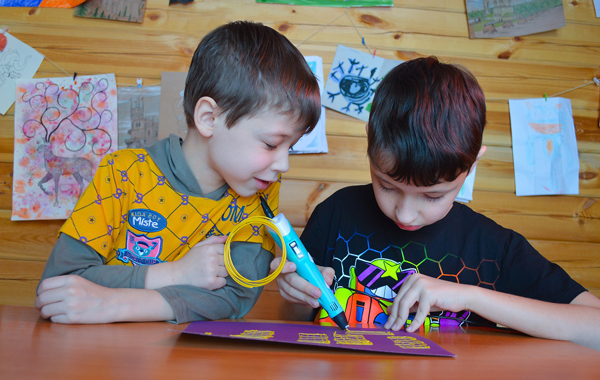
[{"x1": 183, "y1": 321, "x2": 455, "y2": 357}]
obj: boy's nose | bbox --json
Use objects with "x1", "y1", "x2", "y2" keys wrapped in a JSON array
[
  {"x1": 395, "y1": 200, "x2": 418, "y2": 225},
  {"x1": 271, "y1": 148, "x2": 290, "y2": 173}
]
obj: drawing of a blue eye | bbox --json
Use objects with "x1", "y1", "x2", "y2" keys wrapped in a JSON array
[{"x1": 339, "y1": 75, "x2": 372, "y2": 104}]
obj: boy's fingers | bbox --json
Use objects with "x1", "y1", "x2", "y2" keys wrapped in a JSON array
[
  {"x1": 386, "y1": 275, "x2": 420, "y2": 330},
  {"x1": 38, "y1": 301, "x2": 66, "y2": 319},
  {"x1": 320, "y1": 267, "x2": 335, "y2": 285},
  {"x1": 270, "y1": 257, "x2": 295, "y2": 273},
  {"x1": 407, "y1": 304, "x2": 429, "y2": 333},
  {"x1": 394, "y1": 287, "x2": 420, "y2": 330},
  {"x1": 37, "y1": 275, "x2": 69, "y2": 295},
  {"x1": 35, "y1": 288, "x2": 64, "y2": 309},
  {"x1": 287, "y1": 273, "x2": 322, "y2": 300},
  {"x1": 199, "y1": 235, "x2": 228, "y2": 246},
  {"x1": 49, "y1": 314, "x2": 70, "y2": 324},
  {"x1": 385, "y1": 300, "x2": 401, "y2": 329},
  {"x1": 217, "y1": 267, "x2": 229, "y2": 278},
  {"x1": 277, "y1": 273, "x2": 320, "y2": 307},
  {"x1": 270, "y1": 257, "x2": 282, "y2": 271}
]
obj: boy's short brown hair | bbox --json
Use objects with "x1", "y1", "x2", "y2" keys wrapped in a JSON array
[
  {"x1": 367, "y1": 56, "x2": 486, "y2": 187},
  {"x1": 184, "y1": 21, "x2": 321, "y2": 133}
]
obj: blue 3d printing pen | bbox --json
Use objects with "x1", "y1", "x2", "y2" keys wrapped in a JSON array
[{"x1": 260, "y1": 196, "x2": 349, "y2": 331}]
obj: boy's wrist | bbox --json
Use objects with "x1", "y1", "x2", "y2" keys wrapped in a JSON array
[
  {"x1": 145, "y1": 261, "x2": 179, "y2": 289},
  {"x1": 105, "y1": 289, "x2": 176, "y2": 322},
  {"x1": 462, "y1": 284, "x2": 485, "y2": 313}
]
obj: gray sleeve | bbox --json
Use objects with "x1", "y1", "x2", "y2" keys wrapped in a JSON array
[
  {"x1": 40, "y1": 234, "x2": 271, "y2": 324},
  {"x1": 38, "y1": 233, "x2": 148, "y2": 291},
  {"x1": 155, "y1": 241, "x2": 272, "y2": 324}
]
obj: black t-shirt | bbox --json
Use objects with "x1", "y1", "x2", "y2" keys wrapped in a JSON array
[{"x1": 301, "y1": 184, "x2": 586, "y2": 328}]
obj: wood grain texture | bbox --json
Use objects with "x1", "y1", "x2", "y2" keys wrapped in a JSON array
[
  {"x1": 3, "y1": 305, "x2": 600, "y2": 380},
  {"x1": 0, "y1": 0, "x2": 599, "y2": 315}
]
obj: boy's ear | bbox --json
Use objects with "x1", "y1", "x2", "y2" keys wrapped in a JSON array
[
  {"x1": 476, "y1": 145, "x2": 487, "y2": 162},
  {"x1": 193, "y1": 96, "x2": 218, "y2": 138},
  {"x1": 469, "y1": 145, "x2": 487, "y2": 173}
]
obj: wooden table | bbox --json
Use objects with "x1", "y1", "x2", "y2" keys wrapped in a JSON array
[{"x1": 1, "y1": 305, "x2": 598, "y2": 379}]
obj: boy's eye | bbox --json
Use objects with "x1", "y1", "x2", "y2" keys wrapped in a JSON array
[
  {"x1": 264, "y1": 143, "x2": 277, "y2": 150},
  {"x1": 377, "y1": 183, "x2": 395, "y2": 193},
  {"x1": 425, "y1": 194, "x2": 444, "y2": 202}
]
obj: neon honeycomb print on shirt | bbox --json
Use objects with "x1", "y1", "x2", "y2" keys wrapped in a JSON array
[{"x1": 318, "y1": 230, "x2": 499, "y2": 329}]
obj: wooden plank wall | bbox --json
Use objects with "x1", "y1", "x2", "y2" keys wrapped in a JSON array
[{"x1": 0, "y1": 0, "x2": 599, "y2": 321}]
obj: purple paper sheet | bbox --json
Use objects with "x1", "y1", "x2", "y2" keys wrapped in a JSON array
[{"x1": 182, "y1": 321, "x2": 455, "y2": 357}]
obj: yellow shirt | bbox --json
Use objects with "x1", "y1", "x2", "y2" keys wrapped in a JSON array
[{"x1": 59, "y1": 149, "x2": 278, "y2": 266}]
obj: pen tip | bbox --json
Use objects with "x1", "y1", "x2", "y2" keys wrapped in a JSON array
[{"x1": 259, "y1": 195, "x2": 274, "y2": 218}]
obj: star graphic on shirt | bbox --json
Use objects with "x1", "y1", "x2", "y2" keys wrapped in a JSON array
[{"x1": 380, "y1": 261, "x2": 401, "y2": 281}]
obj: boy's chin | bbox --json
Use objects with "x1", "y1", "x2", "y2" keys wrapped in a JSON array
[{"x1": 229, "y1": 184, "x2": 259, "y2": 198}]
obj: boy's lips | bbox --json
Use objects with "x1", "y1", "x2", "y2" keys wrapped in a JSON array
[
  {"x1": 255, "y1": 178, "x2": 272, "y2": 190},
  {"x1": 396, "y1": 222, "x2": 421, "y2": 231}
]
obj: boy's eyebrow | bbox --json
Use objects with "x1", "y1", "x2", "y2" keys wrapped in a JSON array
[
  {"x1": 376, "y1": 173, "x2": 452, "y2": 193},
  {"x1": 423, "y1": 188, "x2": 450, "y2": 194},
  {"x1": 263, "y1": 131, "x2": 293, "y2": 138}
]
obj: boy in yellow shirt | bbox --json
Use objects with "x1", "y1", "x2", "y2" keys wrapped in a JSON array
[{"x1": 35, "y1": 21, "x2": 321, "y2": 324}]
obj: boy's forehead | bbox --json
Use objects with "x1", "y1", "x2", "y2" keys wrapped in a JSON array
[
  {"x1": 371, "y1": 164, "x2": 462, "y2": 190},
  {"x1": 239, "y1": 109, "x2": 307, "y2": 135},
  {"x1": 259, "y1": 109, "x2": 308, "y2": 133}
]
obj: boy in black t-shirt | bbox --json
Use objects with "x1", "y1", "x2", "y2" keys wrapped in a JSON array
[{"x1": 272, "y1": 57, "x2": 600, "y2": 349}]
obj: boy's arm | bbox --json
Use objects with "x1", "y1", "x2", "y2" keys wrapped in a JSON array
[
  {"x1": 37, "y1": 238, "x2": 271, "y2": 323},
  {"x1": 384, "y1": 274, "x2": 600, "y2": 350},
  {"x1": 36, "y1": 275, "x2": 175, "y2": 323},
  {"x1": 38, "y1": 233, "x2": 173, "y2": 323},
  {"x1": 39, "y1": 233, "x2": 148, "y2": 289},
  {"x1": 468, "y1": 286, "x2": 600, "y2": 350},
  {"x1": 152, "y1": 241, "x2": 272, "y2": 323}
]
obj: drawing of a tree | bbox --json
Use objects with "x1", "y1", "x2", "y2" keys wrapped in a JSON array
[
  {"x1": 20, "y1": 77, "x2": 114, "y2": 155},
  {"x1": 12, "y1": 75, "x2": 117, "y2": 220}
]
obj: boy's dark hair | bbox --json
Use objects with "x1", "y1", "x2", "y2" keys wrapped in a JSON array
[
  {"x1": 367, "y1": 56, "x2": 486, "y2": 187},
  {"x1": 184, "y1": 21, "x2": 321, "y2": 133}
]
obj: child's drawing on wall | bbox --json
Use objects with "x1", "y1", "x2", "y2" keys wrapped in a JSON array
[
  {"x1": 291, "y1": 55, "x2": 328, "y2": 154},
  {"x1": 323, "y1": 45, "x2": 401, "y2": 122},
  {"x1": 509, "y1": 97, "x2": 579, "y2": 196},
  {"x1": 117, "y1": 85, "x2": 160, "y2": 150},
  {"x1": 73, "y1": 0, "x2": 147, "y2": 23},
  {"x1": 455, "y1": 166, "x2": 478, "y2": 203},
  {"x1": 0, "y1": 32, "x2": 44, "y2": 115},
  {"x1": 12, "y1": 74, "x2": 118, "y2": 220},
  {"x1": 158, "y1": 71, "x2": 188, "y2": 141}
]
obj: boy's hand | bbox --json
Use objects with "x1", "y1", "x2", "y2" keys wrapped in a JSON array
[
  {"x1": 172, "y1": 235, "x2": 229, "y2": 290},
  {"x1": 270, "y1": 257, "x2": 334, "y2": 309},
  {"x1": 384, "y1": 273, "x2": 470, "y2": 333},
  {"x1": 36, "y1": 275, "x2": 117, "y2": 324},
  {"x1": 146, "y1": 235, "x2": 228, "y2": 290}
]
